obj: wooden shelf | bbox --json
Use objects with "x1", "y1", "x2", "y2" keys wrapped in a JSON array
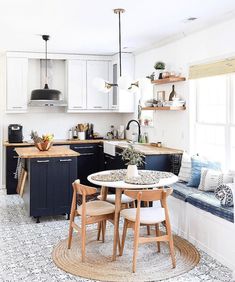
[
  {"x1": 151, "y1": 77, "x2": 186, "y2": 85},
  {"x1": 141, "y1": 106, "x2": 186, "y2": 111}
]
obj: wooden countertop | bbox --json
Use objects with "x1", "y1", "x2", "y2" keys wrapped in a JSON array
[
  {"x1": 15, "y1": 146, "x2": 80, "y2": 159},
  {"x1": 4, "y1": 139, "x2": 103, "y2": 147},
  {"x1": 116, "y1": 143, "x2": 183, "y2": 155}
]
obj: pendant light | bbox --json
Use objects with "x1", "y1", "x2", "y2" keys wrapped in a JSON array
[
  {"x1": 31, "y1": 35, "x2": 61, "y2": 100},
  {"x1": 93, "y1": 9, "x2": 149, "y2": 93}
]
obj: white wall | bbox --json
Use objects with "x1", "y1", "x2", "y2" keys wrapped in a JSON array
[
  {"x1": 0, "y1": 110, "x2": 126, "y2": 187},
  {"x1": 133, "y1": 17, "x2": 235, "y2": 152}
]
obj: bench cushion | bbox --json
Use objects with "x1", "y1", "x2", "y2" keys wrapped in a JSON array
[
  {"x1": 187, "y1": 192, "x2": 234, "y2": 223},
  {"x1": 172, "y1": 181, "x2": 199, "y2": 201},
  {"x1": 172, "y1": 181, "x2": 234, "y2": 223}
]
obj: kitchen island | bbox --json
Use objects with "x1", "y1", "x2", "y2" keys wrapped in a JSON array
[{"x1": 15, "y1": 146, "x2": 79, "y2": 223}]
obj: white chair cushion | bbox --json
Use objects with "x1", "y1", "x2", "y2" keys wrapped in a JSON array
[
  {"x1": 97, "y1": 194, "x2": 134, "y2": 204},
  {"x1": 77, "y1": 200, "x2": 115, "y2": 216},
  {"x1": 120, "y1": 207, "x2": 165, "y2": 225}
]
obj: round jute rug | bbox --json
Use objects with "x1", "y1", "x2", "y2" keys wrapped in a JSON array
[{"x1": 52, "y1": 228, "x2": 200, "y2": 282}]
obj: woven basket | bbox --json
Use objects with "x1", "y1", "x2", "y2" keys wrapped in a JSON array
[{"x1": 35, "y1": 141, "x2": 53, "y2": 151}]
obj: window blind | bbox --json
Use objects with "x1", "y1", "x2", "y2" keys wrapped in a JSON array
[{"x1": 189, "y1": 58, "x2": 235, "y2": 79}]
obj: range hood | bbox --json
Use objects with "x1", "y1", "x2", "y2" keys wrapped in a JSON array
[
  {"x1": 29, "y1": 99, "x2": 67, "y2": 107},
  {"x1": 30, "y1": 35, "x2": 67, "y2": 107}
]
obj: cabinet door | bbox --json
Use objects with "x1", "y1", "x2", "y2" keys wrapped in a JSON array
[
  {"x1": 53, "y1": 157, "x2": 77, "y2": 214},
  {"x1": 70, "y1": 144, "x2": 99, "y2": 185},
  {"x1": 7, "y1": 57, "x2": 28, "y2": 112},
  {"x1": 30, "y1": 159, "x2": 54, "y2": 216},
  {"x1": 67, "y1": 60, "x2": 87, "y2": 110},
  {"x1": 6, "y1": 147, "x2": 19, "y2": 194},
  {"x1": 87, "y1": 60, "x2": 110, "y2": 109}
]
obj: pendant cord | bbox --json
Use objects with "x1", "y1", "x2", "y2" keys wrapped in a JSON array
[
  {"x1": 45, "y1": 39, "x2": 48, "y2": 82},
  {"x1": 118, "y1": 11, "x2": 122, "y2": 77}
]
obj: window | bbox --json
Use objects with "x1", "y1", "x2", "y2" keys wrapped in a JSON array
[{"x1": 193, "y1": 73, "x2": 235, "y2": 170}]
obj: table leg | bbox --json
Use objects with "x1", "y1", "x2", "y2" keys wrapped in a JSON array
[{"x1": 112, "y1": 188, "x2": 122, "y2": 261}]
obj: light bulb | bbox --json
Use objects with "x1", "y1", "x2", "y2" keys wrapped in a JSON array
[{"x1": 118, "y1": 75, "x2": 132, "y2": 90}]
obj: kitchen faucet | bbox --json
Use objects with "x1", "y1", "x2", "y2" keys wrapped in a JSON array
[{"x1": 126, "y1": 119, "x2": 141, "y2": 143}]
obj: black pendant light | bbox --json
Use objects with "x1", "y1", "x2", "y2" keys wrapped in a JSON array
[{"x1": 31, "y1": 35, "x2": 61, "y2": 100}]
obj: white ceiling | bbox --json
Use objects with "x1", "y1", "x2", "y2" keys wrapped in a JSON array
[{"x1": 0, "y1": 0, "x2": 235, "y2": 55}]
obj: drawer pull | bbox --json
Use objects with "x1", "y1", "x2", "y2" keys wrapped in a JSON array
[
  {"x1": 74, "y1": 146, "x2": 94, "y2": 149},
  {"x1": 37, "y1": 160, "x2": 50, "y2": 163},
  {"x1": 105, "y1": 155, "x2": 115, "y2": 160},
  {"x1": 93, "y1": 106, "x2": 102, "y2": 109},
  {"x1": 13, "y1": 156, "x2": 19, "y2": 159},
  {"x1": 80, "y1": 153, "x2": 94, "y2": 156},
  {"x1": 12, "y1": 106, "x2": 23, "y2": 109},
  {"x1": 60, "y1": 159, "x2": 72, "y2": 162},
  {"x1": 73, "y1": 106, "x2": 83, "y2": 109}
]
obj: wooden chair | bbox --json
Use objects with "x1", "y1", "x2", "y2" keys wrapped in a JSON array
[
  {"x1": 120, "y1": 188, "x2": 175, "y2": 273},
  {"x1": 68, "y1": 181, "x2": 115, "y2": 262}
]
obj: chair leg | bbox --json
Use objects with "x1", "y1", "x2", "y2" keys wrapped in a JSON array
[
  {"x1": 81, "y1": 221, "x2": 86, "y2": 262},
  {"x1": 155, "y1": 223, "x2": 161, "y2": 252},
  {"x1": 132, "y1": 222, "x2": 140, "y2": 273},
  {"x1": 165, "y1": 220, "x2": 176, "y2": 268},
  {"x1": 67, "y1": 211, "x2": 75, "y2": 249},
  {"x1": 147, "y1": 225, "x2": 151, "y2": 235},
  {"x1": 97, "y1": 222, "x2": 101, "y2": 241},
  {"x1": 101, "y1": 220, "x2": 106, "y2": 243},
  {"x1": 120, "y1": 219, "x2": 128, "y2": 256}
]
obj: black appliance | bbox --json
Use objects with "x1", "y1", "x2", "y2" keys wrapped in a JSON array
[{"x1": 8, "y1": 124, "x2": 23, "y2": 143}]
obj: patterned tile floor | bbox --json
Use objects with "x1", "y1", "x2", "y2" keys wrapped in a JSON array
[{"x1": 0, "y1": 189, "x2": 233, "y2": 282}]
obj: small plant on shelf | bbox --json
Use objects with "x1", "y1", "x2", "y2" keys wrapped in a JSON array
[
  {"x1": 154, "y1": 61, "x2": 165, "y2": 70},
  {"x1": 30, "y1": 131, "x2": 54, "y2": 151}
]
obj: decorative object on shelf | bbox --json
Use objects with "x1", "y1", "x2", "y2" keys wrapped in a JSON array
[
  {"x1": 30, "y1": 35, "x2": 61, "y2": 101},
  {"x1": 146, "y1": 72, "x2": 155, "y2": 82},
  {"x1": 120, "y1": 145, "x2": 145, "y2": 178},
  {"x1": 156, "y1": 90, "x2": 166, "y2": 102},
  {"x1": 154, "y1": 61, "x2": 165, "y2": 79},
  {"x1": 169, "y1": 85, "x2": 177, "y2": 101},
  {"x1": 30, "y1": 131, "x2": 54, "y2": 151},
  {"x1": 93, "y1": 9, "x2": 149, "y2": 93}
]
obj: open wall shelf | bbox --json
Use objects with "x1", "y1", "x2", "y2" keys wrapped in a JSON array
[
  {"x1": 141, "y1": 106, "x2": 186, "y2": 111},
  {"x1": 151, "y1": 77, "x2": 186, "y2": 85}
]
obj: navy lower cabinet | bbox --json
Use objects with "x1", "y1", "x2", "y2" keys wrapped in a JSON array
[
  {"x1": 70, "y1": 144, "x2": 99, "y2": 185},
  {"x1": 24, "y1": 156, "x2": 77, "y2": 222}
]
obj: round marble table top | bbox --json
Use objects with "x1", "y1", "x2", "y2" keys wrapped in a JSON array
[{"x1": 88, "y1": 169, "x2": 178, "y2": 189}]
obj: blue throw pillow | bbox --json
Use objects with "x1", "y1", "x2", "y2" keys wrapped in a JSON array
[{"x1": 187, "y1": 157, "x2": 221, "y2": 187}]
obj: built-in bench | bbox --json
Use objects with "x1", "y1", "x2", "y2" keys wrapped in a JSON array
[
  {"x1": 172, "y1": 181, "x2": 234, "y2": 223},
  {"x1": 168, "y1": 181, "x2": 235, "y2": 275}
]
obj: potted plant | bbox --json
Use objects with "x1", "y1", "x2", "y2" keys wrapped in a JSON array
[
  {"x1": 154, "y1": 61, "x2": 165, "y2": 79},
  {"x1": 121, "y1": 145, "x2": 145, "y2": 178}
]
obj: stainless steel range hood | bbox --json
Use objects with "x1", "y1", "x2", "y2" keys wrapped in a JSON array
[{"x1": 29, "y1": 99, "x2": 67, "y2": 107}]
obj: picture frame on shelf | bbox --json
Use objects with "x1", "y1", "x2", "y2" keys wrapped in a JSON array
[{"x1": 155, "y1": 91, "x2": 165, "y2": 101}]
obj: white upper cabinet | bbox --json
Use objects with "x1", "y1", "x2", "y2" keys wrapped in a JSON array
[
  {"x1": 86, "y1": 60, "x2": 110, "y2": 110},
  {"x1": 6, "y1": 57, "x2": 28, "y2": 112},
  {"x1": 67, "y1": 60, "x2": 86, "y2": 110},
  {"x1": 110, "y1": 53, "x2": 135, "y2": 113}
]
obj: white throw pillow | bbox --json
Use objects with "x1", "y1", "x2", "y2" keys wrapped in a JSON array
[
  {"x1": 178, "y1": 152, "x2": 191, "y2": 182},
  {"x1": 198, "y1": 168, "x2": 233, "y2": 192}
]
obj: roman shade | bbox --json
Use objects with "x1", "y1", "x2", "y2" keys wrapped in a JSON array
[{"x1": 189, "y1": 57, "x2": 235, "y2": 79}]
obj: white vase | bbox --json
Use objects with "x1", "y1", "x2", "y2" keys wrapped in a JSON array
[{"x1": 127, "y1": 165, "x2": 139, "y2": 178}]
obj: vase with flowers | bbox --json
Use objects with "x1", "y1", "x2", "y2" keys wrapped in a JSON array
[{"x1": 121, "y1": 145, "x2": 145, "y2": 178}]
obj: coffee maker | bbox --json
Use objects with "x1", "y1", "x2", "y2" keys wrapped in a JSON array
[{"x1": 8, "y1": 124, "x2": 23, "y2": 143}]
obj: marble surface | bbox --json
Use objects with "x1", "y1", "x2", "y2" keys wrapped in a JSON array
[{"x1": 0, "y1": 189, "x2": 233, "y2": 282}]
